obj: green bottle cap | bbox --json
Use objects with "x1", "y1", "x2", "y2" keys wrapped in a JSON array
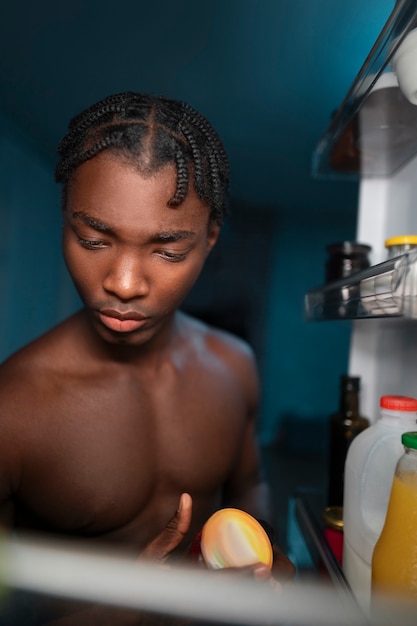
[{"x1": 401, "y1": 432, "x2": 417, "y2": 450}]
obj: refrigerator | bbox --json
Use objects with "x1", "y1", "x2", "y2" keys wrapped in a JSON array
[
  {"x1": 305, "y1": 0, "x2": 417, "y2": 614},
  {"x1": 1, "y1": 4, "x2": 416, "y2": 626},
  {"x1": 307, "y1": 0, "x2": 417, "y2": 422}
]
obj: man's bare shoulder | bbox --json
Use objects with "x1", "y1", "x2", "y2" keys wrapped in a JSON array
[
  {"x1": 178, "y1": 312, "x2": 259, "y2": 393},
  {"x1": 0, "y1": 312, "x2": 84, "y2": 399},
  {"x1": 180, "y1": 311, "x2": 255, "y2": 358}
]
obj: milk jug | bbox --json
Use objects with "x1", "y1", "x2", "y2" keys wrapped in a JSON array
[{"x1": 343, "y1": 395, "x2": 417, "y2": 612}]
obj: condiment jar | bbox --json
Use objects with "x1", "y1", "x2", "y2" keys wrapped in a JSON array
[
  {"x1": 385, "y1": 235, "x2": 417, "y2": 259},
  {"x1": 322, "y1": 506, "x2": 344, "y2": 566},
  {"x1": 325, "y1": 242, "x2": 372, "y2": 283}
]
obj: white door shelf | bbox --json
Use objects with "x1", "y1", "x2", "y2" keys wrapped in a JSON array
[
  {"x1": 305, "y1": 249, "x2": 417, "y2": 321},
  {"x1": 313, "y1": 0, "x2": 417, "y2": 179}
]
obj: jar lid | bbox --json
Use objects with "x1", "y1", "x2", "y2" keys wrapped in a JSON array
[
  {"x1": 321, "y1": 506, "x2": 344, "y2": 531},
  {"x1": 402, "y1": 431, "x2": 417, "y2": 450},
  {"x1": 326, "y1": 241, "x2": 371, "y2": 255},
  {"x1": 380, "y1": 395, "x2": 417, "y2": 411},
  {"x1": 385, "y1": 235, "x2": 417, "y2": 248}
]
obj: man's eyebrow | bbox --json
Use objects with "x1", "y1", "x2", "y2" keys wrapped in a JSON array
[
  {"x1": 72, "y1": 211, "x2": 113, "y2": 233},
  {"x1": 72, "y1": 213, "x2": 197, "y2": 241},
  {"x1": 154, "y1": 230, "x2": 197, "y2": 242}
]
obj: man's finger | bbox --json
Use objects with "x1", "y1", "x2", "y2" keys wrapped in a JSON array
[
  {"x1": 141, "y1": 493, "x2": 193, "y2": 560},
  {"x1": 271, "y1": 545, "x2": 296, "y2": 581}
]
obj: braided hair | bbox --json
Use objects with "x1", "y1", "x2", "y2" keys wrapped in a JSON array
[{"x1": 55, "y1": 92, "x2": 230, "y2": 225}]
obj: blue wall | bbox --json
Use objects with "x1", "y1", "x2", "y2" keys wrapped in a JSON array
[
  {"x1": 258, "y1": 210, "x2": 357, "y2": 445},
  {"x1": 0, "y1": 109, "x2": 79, "y2": 360}
]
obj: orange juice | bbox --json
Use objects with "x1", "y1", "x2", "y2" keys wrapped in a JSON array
[{"x1": 372, "y1": 470, "x2": 417, "y2": 598}]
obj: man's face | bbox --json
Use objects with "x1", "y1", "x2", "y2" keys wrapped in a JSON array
[{"x1": 62, "y1": 152, "x2": 220, "y2": 346}]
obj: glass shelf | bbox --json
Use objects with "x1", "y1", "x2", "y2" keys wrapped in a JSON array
[
  {"x1": 305, "y1": 249, "x2": 417, "y2": 321},
  {"x1": 313, "y1": 0, "x2": 417, "y2": 179}
]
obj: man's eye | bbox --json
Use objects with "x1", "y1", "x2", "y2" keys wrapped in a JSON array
[
  {"x1": 158, "y1": 250, "x2": 187, "y2": 262},
  {"x1": 77, "y1": 237, "x2": 106, "y2": 250}
]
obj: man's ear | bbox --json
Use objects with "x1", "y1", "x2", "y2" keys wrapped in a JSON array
[{"x1": 206, "y1": 221, "x2": 221, "y2": 256}]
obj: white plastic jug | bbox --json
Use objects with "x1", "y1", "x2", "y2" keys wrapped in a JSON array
[{"x1": 342, "y1": 395, "x2": 417, "y2": 612}]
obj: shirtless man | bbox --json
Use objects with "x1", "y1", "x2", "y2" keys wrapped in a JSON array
[{"x1": 0, "y1": 92, "x2": 294, "y2": 623}]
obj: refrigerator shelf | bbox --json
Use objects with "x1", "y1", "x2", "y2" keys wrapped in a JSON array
[
  {"x1": 305, "y1": 248, "x2": 417, "y2": 321},
  {"x1": 313, "y1": 0, "x2": 417, "y2": 179}
]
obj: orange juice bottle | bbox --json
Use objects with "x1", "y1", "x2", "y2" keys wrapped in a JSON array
[{"x1": 372, "y1": 431, "x2": 417, "y2": 600}]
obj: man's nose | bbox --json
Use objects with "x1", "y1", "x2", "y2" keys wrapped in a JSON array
[{"x1": 103, "y1": 251, "x2": 150, "y2": 300}]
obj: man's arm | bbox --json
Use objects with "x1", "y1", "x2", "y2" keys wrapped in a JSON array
[
  {"x1": 0, "y1": 410, "x2": 19, "y2": 531},
  {"x1": 220, "y1": 345, "x2": 295, "y2": 582},
  {"x1": 222, "y1": 419, "x2": 295, "y2": 582},
  {"x1": 220, "y1": 339, "x2": 272, "y2": 521}
]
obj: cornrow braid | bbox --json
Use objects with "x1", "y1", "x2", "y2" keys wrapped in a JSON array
[
  {"x1": 170, "y1": 148, "x2": 190, "y2": 206},
  {"x1": 55, "y1": 92, "x2": 230, "y2": 224}
]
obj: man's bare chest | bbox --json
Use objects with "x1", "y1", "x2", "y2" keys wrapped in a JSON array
[{"x1": 16, "y1": 370, "x2": 247, "y2": 540}]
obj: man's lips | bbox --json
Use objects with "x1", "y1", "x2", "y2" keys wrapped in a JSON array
[{"x1": 98, "y1": 310, "x2": 148, "y2": 333}]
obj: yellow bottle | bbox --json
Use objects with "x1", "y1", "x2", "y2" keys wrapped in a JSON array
[{"x1": 372, "y1": 431, "x2": 417, "y2": 600}]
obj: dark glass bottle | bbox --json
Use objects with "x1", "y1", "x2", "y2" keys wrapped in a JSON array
[{"x1": 327, "y1": 375, "x2": 369, "y2": 507}]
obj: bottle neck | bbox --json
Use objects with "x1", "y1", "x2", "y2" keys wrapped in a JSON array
[
  {"x1": 381, "y1": 408, "x2": 417, "y2": 424},
  {"x1": 340, "y1": 388, "x2": 359, "y2": 417}
]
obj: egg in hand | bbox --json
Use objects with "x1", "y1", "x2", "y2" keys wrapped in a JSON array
[{"x1": 200, "y1": 508, "x2": 273, "y2": 569}]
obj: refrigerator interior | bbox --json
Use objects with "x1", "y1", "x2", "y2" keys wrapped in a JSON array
[{"x1": 350, "y1": 153, "x2": 417, "y2": 421}]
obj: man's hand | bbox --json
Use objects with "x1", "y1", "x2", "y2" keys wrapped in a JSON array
[
  {"x1": 271, "y1": 544, "x2": 296, "y2": 582},
  {"x1": 248, "y1": 544, "x2": 295, "y2": 584},
  {"x1": 213, "y1": 543, "x2": 295, "y2": 587},
  {"x1": 140, "y1": 493, "x2": 193, "y2": 561}
]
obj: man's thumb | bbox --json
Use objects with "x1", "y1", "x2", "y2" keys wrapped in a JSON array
[{"x1": 141, "y1": 493, "x2": 193, "y2": 560}]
